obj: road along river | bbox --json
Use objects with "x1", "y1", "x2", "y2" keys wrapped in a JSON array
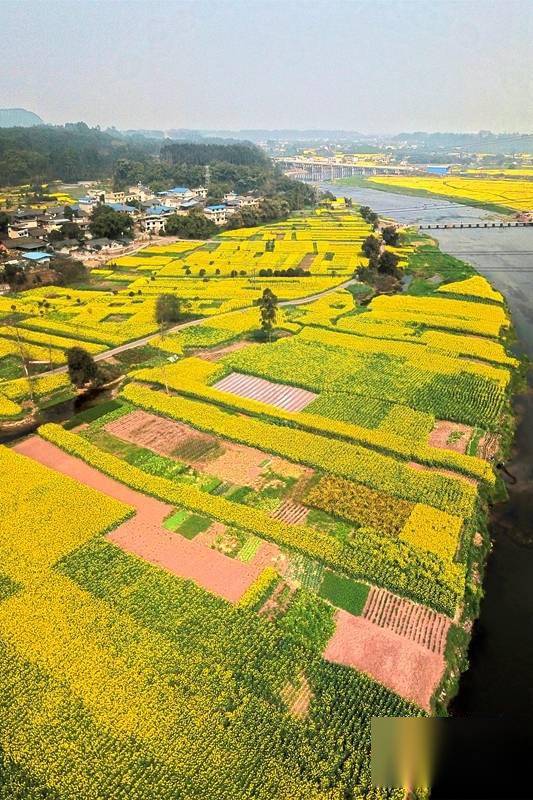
[{"x1": 325, "y1": 183, "x2": 533, "y2": 716}]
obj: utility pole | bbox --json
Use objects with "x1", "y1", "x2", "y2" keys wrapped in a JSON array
[{"x1": 204, "y1": 164, "x2": 211, "y2": 190}]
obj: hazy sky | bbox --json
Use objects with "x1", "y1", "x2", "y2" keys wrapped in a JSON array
[{"x1": 1, "y1": 0, "x2": 532, "y2": 133}]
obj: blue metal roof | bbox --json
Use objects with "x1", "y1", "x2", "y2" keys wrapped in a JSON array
[
  {"x1": 206, "y1": 204, "x2": 225, "y2": 211},
  {"x1": 107, "y1": 202, "x2": 137, "y2": 213},
  {"x1": 145, "y1": 205, "x2": 174, "y2": 216},
  {"x1": 21, "y1": 251, "x2": 51, "y2": 261},
  {"x1": 167, "y1": 186, "x2": 189, "y2": 194}
]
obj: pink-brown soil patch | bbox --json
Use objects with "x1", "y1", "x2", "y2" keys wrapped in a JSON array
[
  {"x1": 407, "y1": 460, "x2": 478, "y2": 487},
  {"x1": 106, "y1": 409, "x2": 198, "y2": 456},
  {"x1": 196, "y1": 340, "x2": 250, "y2": 362},
  {"x1": 323, "y1": 609, "x2": 446, "y2": 711},
  {"x1": 195, "y1": 445, "x2": 266, "y2": 487},
  {"x1": 13, "y1": 437, "x2": 268, "y2": 604},
  {"x1": 298, "y1": 253, "x2": 316, "y2": 272},
  {"x1": 196, "y1": 521, "x2": 227, "y2": 547},
  {"x1": 363, "y1": 586, "x2": 451, "y2": 655},
  {"x1": 428, "y1": 420, "x2": 473, "y2": 454},
  {"x1": 259, "y1": 579, "x2": 294, "y2": 621},
  {"x1": 105, "y1": 409, "x2": 298, "y2": 489}
]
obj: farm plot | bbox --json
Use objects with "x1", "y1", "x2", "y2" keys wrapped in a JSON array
[
  {"x1": 324, "y1": 609, "x2": 446, "y2": 711},
  {"x1": 13, "y1": 436, "x2": 269, "y2": 603},
  {"x1": 363, "y1": 586, "x2": 451, "y2": 655},
  {"x1": 0, "y1": 204, "x2": 521, "y2": 797},
  {"x1": 368, "y1": 175, "x2": 533, "y2": 212},
  {"x1": 105, "y1": 408, "x2": 308, "y2": 488},
  {"x1": 213, "y1": 371, "x2": 317, "y2": 411}
]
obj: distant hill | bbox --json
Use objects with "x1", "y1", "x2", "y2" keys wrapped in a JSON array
[{"x1": 0, "y1": 108, "x2": 44, "y2": 127}]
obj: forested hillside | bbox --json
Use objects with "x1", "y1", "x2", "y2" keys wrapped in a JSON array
[{"x1": 0, "y1": 124, "x2": 314, "y2": 210}]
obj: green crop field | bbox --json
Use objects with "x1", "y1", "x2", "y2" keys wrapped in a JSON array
[{"x1": 0, "y1": 205, "x2": 520, "y2": 798}]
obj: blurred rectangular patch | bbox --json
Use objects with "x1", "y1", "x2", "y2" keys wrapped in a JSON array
[{"x1": 372, "y1": 716, "x2": 533, "y2": 799}]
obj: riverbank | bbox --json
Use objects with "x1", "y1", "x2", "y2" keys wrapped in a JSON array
[
  {"x1": 334, "y1": 175, "x2": 516, "y2": 216},
  {"x1": 327, "y1": 179, "x2": 533, "y2": 717}
]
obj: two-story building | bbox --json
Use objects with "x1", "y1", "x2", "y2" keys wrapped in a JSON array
[
  {"x1": 141, "y1": 205, "x2": 175, "y2": 235},
  {"x1": 203, "y1": 204, "x2": 231, "y2": 225}
]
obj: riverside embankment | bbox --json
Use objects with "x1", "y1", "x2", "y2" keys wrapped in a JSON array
[{"x1": 326, "y1": 181, "x2": 533, "y2": 716}]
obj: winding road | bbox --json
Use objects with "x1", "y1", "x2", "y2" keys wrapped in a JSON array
[{"x1": 39, "y1": 276, "x2": 359, "y2": 377}]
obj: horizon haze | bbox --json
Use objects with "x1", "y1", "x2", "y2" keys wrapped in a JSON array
[{"x1": 1, "y1": 0, "x2": 532, "y2": 134}]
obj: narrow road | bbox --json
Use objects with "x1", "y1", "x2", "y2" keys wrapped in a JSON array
[{"x1": 36, "y1": 277, "x2": 359, "y2": 377}]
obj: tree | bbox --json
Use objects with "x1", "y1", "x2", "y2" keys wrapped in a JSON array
[
  {"x1": 164, "y1": 210, "x2": 217, "y2": 239},
  {"x1": 0, "y1": 211, "x2": 9, "y2": 232},
  {"x1": 362, "y1": 234, "x2": 381, "y2": 260},
  {"x1": 48, "y1": 221, "x2": 85, "y2": 242},
  {"x1": 67, "y1": 346, "x2": 99, "y2": 388},
  {"x1": 378, "y1": 250, "x2": 401, "y2": 276},
  {"x1": 360, "y1": 206, "x2": 378, "y2": 227},
  {"x1": 259, "y1": 288, "x2": 278, "y2": 342},
  {"x1": 155, "y1": 293, "x2": 184, "y2": 328},
  {"x1": 382, "y1": 225, "x2": 400, "y2": 247},
  {"x1": 89, "y1": 204, "x2": 133, "y2": 239}
]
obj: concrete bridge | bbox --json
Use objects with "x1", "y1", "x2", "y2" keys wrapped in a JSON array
[
  {"x1": 418, "y1": 220, "x2": 533, "y2": 230},
  {"x1": 274, "y1": 157, "x2": 414, "y2": 182}
]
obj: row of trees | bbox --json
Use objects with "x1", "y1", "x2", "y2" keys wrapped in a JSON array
[{"x1": 361, "y1": 233, "x2": 400, "y2": 277}]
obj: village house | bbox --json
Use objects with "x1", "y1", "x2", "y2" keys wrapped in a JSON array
[
  {"x1": 223, "y1": 192, "x2": 263, "y2": 209},
  {"x1": 21, "y1": 251, "x2": 52, "y2": 267},
  {"x1": 106, "y1": 202, "x2": 140, "y2": 217},
  {"x1": 203, "y1": 204, "x2": 235, "y2": 225},
  {"x1": 141, "y1": 205, "x2": 175, "y2": 235}
]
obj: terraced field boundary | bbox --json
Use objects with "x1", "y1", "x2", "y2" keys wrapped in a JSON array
[
  {"x1": 13, "y1": 436, "x2": 270, "y2": 603},
  {"x1": 134, "y1": 359, "x2": 495, "y2": 483},
  {"x1": 37, "y1": 423, "x2": 464, "y2": 615}
]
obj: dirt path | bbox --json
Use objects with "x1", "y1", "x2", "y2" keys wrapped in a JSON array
[{"x1": 13, "y1": 437, "x2": 270, "y2": 603}]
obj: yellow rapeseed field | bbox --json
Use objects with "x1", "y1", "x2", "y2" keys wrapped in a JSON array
[{"x1": 368, "y1": 175, "x2": 533, "y2": 211}]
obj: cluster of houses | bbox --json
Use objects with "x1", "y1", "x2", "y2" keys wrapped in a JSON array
[
  {"x1": 78, "y1": 183, "x2": 263, "y2": 234},
  {"x1": 0, "y1": 182, "x2": 264, "y2": 291}
]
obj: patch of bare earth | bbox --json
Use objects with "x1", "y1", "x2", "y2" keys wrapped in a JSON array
[
  {"x1": 196, "y1": 340, "x2": 250, "y2": 362},
  {"x1": 298, "y1": 253, "x2": 316, "y2": 271},
  {"x1": 323, "y1": 609, "x2": 446, "y2": 711},
  {"x1": 428, "y1": 420, "x2": 473, "y2": 454},
  {"x1": 259, "y1": 579, "x2": 294, "y2": 621},
  {"x1": 195, "y1": 521, "x2": 227, "y2": 547},
  {"x1": 105, "y1": 409, "x2": 300, "y2": 488},
  {"x1": 281, "y1": 671, "x2": 313, "y2": 719},
  {"x1": 253, "y1": 540, "x2": 281, "y2": 570},
  {"x1": 106, "y1": 409, "x2": 195, "y2": 454},
  {"x1": 407, "y1": 460, "x2": 478, "y2": 487},
  {"x1": 13, "y1": 437, "x2": 269, "y2": 604}
]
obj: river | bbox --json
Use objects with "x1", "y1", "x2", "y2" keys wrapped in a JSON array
[{"x1": 324, "y1": 182, "x2": 533, "y2": 716}]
